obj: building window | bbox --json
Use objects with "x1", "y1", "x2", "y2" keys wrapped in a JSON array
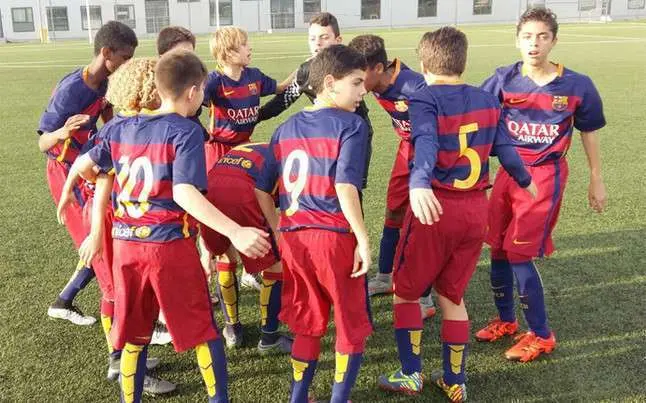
[
  {"x1": 0, "y1": 11, "x2": 4, "y2": 38},
  {"x1": 526, "y1": 0, "x2": 546, "y2": 7},
  {"x1": 303, "y1": 0, "x2": 321, "y2": 22},
  {"x1": 178, "y1": 0, "x2": 200, "y2": 2},
  {"x1": 12, "y1": 7, "x2": 35, "y2": 33},
  {"x1": 628, "y1": 0, "x2": 645, "y2": 9},
  {"x1": 361, "y1": 0, "x2": 381, "y2": 19},
  {"x1": 418, "y1": 0, "x2": 437, "y2": 17},
  {"x1": 145, "y1": 0, "x2": 170, "y2": 33},
  {"x1": 47, "y1": 7, "x2": 69, "y2": 31},
  {"x1": 473, "y1": 0, "x2": 492, "y2": 14},
  {"x1": 578, "y1": 0, "x2": 596, "y2": 10},
  {"x1": 80, "y1": 6, "x2": 102, "y2": 30},
  {"x1": 210, "y1": 0, "x2": 233, "y2": 26},
  {"x1": 115, "y1": 5, "x2": 136, "y2": 28}
]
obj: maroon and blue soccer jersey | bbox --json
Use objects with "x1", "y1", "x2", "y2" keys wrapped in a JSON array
[
  {"x1": 89, "y1": 111, "x2": 207, "y2": 243},
  {"x1": 204, "y1": 67, "x2": 277, "y2": 145},
  {"x1": 257, "y1": 107, "x2": 369, "y2": 233},
  {"x1": 409, "y1": 83, "x2": 530, "y2": 192},
  {"x1": 211, "y1": 142, "x2": 271, "y2": 185},
  {"x1": 38, "y1": 67, "x2": 109, "y2": 165},
  {"x1": 481, "y1": 62, "x2": 606, "y2": 166},
  {"x1": 374, "y1": 59, "x2": 426, "y2": 141}
]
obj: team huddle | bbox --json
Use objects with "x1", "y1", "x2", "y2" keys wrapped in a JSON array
[{"x1": 38, "y1": 7, "x2": 607, "y2": 403}]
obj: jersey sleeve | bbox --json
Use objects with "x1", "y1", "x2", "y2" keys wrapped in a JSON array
[
  {"x1": 255, "y1": 133, "x2": 280, "y2": 194},
  {"x1": 409, "y1": 92, "x2": 439, "y2": 190},
  {"x1": 38, "y1": 85, "x2": 77, "y2": 135},
  {"x1": 480, "y1": 72, "x2": 504, "y2": 104},
  {"x1": 574, "y1": 76, "x2": 606, "y2": 133},
  {"x1": 354, "y1": 100, "x2": 374, "y2": 189},
  {"x1": 258, "y1": 79, "x2": 301, "y2": 121},
  {"x1": 335, "y1": 119, "x2": 369, "y2": 189},
  {"x1": 259, "y1": 69, "x2": 278, "y2": 96},
  {"x1": 87, "y1": 133, "x2": 114, "y2": 174},
  {"x1": 172, "y1": 123, "x2": 208, "y2": 192}
]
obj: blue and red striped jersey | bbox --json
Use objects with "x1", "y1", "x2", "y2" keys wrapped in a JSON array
[
  {"x1": 89, "y1": 111, "x2": 207, "y2": 243},
  {"x1": 374, "y1": 59, "x2": 426, "y2": 141},
  {"x1": 257, "y1": 107, "x2": 369, "y2": 233},
  {"x1": 409, "y1": 83, "x2": 530, "y2": 192},
  {"x1": 210, "y1": 142, "x2": 271, "y2": 186},
  {"x1": 481, "y1": 62, "x2": 605, "y2": 166},
  {"x1": 204, "y1": 67, "x2": 277, "y2": 145},
  {"x1": 38, "y1": 68, "x2": 109, "y2": 165}
]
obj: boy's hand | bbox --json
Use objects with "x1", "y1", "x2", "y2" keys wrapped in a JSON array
[
  {"x1": 79, "y1": 233, "x2": 102, "y2": 267},
  {"x1": 351, "y1": 240, "x2": 371, "y2": 278},
  {"x1": 59, "y1": 114, "x2": 90, "y2": 140},
  {"x1": 525, "y1": 181, "x2": 538, "y2": 199},
  {"x1": 410, "y1": 188, "x2": 443, "y2": 225},
  {"x1": 56, "y1": 189, "x2": 76, "y2": 225},
  {"x1": 588, "y1": 177, "x2": 607, "y2": 213},
  {"x1": 230, "y1": 227, "x2": 271, "y2": 259}
]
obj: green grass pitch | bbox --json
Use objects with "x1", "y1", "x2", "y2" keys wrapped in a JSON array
[{"x1": 1, "y1": 21, "x2": 645, "y2": 402}]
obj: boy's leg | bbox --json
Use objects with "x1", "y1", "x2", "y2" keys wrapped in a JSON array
[
  {"x1": 371, "y1": 141, "x2": 411, "y2": 296},
  {"x1": 195, "y1": 338, "x2": 229, "y2": 403},
  {"x1": 216, "y1": 248, "x2": 242, "y2": 348},
  {"x1": 258, "y1": 263, "x2": 293, "y2": 353},
  {"x1": 290, "y1": 335, "x2": 322, "y2": 403}
]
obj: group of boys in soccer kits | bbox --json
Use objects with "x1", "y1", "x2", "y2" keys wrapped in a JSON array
[{"x1": 37, "y1": 6, "x2": 607, "y2": 403}]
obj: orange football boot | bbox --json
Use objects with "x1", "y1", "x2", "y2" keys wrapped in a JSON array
[
  {"x1": 474, "y1": 317, "x2": 519, "y2": 342},
  {"x1": 505, "y1": 331, "x2": 556, "y2": 362}
]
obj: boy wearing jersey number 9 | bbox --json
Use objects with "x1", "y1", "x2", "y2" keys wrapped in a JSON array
[{"x1": 256, "y1": 44, "x2": 372, "y2": 403}]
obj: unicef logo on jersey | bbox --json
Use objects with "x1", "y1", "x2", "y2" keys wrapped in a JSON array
[
  {"x1": 112, "y1": 224, "x2": 152, "y2": 239},
  {"x1": 394, "y1": 100, "x2": 408, "y2": 112}
]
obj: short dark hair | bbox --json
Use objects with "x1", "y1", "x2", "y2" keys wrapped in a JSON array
[
  {"x1": 348, "y1": 35, "x2": 388, "y2": 69},
  {"x1": 94, "y1": 21, "x2": 138, "y2": 56},
  {"x1": 417, "y1": 27, "x2": 468, "y2": 76},
  {"x1": 309, "y1": 12, "x2": 340, "y2": 37},
  {"x1": 157, "y1": 26, "x2": 196, "y2": 55},
  {"x1": 155, "y1": 49, "x2": 207, "y2": 100},
  {"x1": 517, "y1": 7, "x2": 559, "y2": 37},
  {"x1": 308, "y1": 44, "x2": 367, "y2": 94}
]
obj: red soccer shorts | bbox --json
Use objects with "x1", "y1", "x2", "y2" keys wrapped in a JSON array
[
  {"x1": 384, "y1": 140, "x2": 414, "y2": 228},
  {"x1": 279, "y1": 229, "x2": 373, "y2": 353},
  {"x1": 204, "y1": 142, "x2": 234, "y2": 174},
  {"x1": 486, "y1": 159, "x2": 569, "y2": 258},
  {"x1": 46, "y1": 159, "x2": 88, "y2": 248},
  {"x1": 201, "y1": 176, "x2": 279, "y2": 273},
  {"x1": 111, "y1": 238, "x2": 219, "y2": 352},
  {"x1": 82, "y1": 197, "x2": 115, "y2": 301},
  {"x1": 394, "y1": 189, "x2": 488, "y2": 305}
]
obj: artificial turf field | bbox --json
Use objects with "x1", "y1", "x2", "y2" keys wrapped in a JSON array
[{"x1": 1, "y1": 21, "x2": 645, "y2": 402}]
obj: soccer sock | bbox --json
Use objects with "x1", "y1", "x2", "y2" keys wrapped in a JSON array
[
  {"x1": 196, "y1": 338, "x2": 229, "y2": 403},
  {"x1": 441, "y1": 319, "x2": 470, "y2": 386},
  {"x1": 378, "y1": 226, "x2": 400, "y2": 275},
  {"x1": 510, "y1": 258, "x2": 550, "y2": 338},
  {"x1": 330, "y1": 352, "x2": 363, "y2": 403},
  {"x1": 260, "y1": 271, "x2": 283, "y2": 344},
  {"x1": 394, "y1": 302, "x2": 423, "y2": 375},
  {"x1": 119, "y1": 343, "x2": 148, "y2": 403},
  {"x1": 216, "y1": 261, "x2": 239, "y2": 325},
  {"x1": 290, "y1": 335, "x2": 321, "y2": 403},
  {"x1": 490, "y1": 250, "x2": 516, "y2": 323},
  {"x1": 57, "y1": 262, "x2": 95, "y2": 303},
  {"x1": 100, "y1": 299, "x2": 115, "y2": 355}
]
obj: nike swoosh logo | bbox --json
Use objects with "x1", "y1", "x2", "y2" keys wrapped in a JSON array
[
  {"x1": 224, "y1": 90, "x2": 235, "y2": 96},
  {"x1": 512, "y1": 239, "x2": 532, "y2": 245},
  {"x1": 507, "y1": 98, "x2": 528, "y2": 104}
]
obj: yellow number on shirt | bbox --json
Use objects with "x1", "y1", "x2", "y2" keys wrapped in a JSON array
[
  {"x1": 283, "y1": 150, "x2": 309, "y2": 216},
  {"x1": 453, "y1": 123, "x2": 481, "y2": 190},
  {"x1": 114, "y1": 156, "x2": 154, "y2": 218},
  {"x1": 232, "y1": 142, "x2": 265, "y2": 153}
]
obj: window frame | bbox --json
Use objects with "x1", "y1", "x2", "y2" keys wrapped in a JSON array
[
  {"x1": 114, "y1": 4, "x2": 136, "y2": 29},
  {"x1": 12, "y1": 7, "x2": 36, "y2": 33},
  {"x1": 473, "y1": 0, "x2": 493, "y2": 15},
  {"x1": 46, "y1": 6, "x2": 69, "y2": 32},
  {"x1": 209, "y1": 0, "x2": 233, "y2": 26},
  {"x1": 360, "y1": 0, "x2": 381, "y2": 20},
  {"x1": 80, "y1": 5, "x2": 103, "y2": 31},
  {"x1": 417, "y1": 0, "x2": 438, "y2": 18}
]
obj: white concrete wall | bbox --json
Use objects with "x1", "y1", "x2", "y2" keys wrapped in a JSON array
[{"x1": 1, "y1": 0, "x2": 645, "y2": 42}]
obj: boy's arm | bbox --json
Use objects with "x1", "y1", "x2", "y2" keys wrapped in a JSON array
[
  {"x1": 354, "y1": 100, "x2": 374, "y2": 189},
  {"x1": 580, "y1": 131, "x2": 606, "y2": 213},
  {"x1": 257, "y1": 81, "x2": 302, "y2": 121},
  {"x1": 255, "y1": 188, "x2": 279, "y2": 235},
  {"x1": 276, "y1": 69, "x2": 297, "y2": 94},
  {"x1": 38, "y1": 114, "x2": 90, "y2": 152},
  {"x1": 336, "y1": 183, "x2": 371, "y2": 277},
  {"x1": 57, "y1": 154, "x2": 98, "y2": 224},
  {"x1": 408, "y1": 95, "x2": 443, "y2": 225},
  {"x1": 78, "y1": 174, "x2": 112, "y2": 265},
  {"x1": 173, "y1": 184, "x2": 270, "y2": 258},
  {"x1": 492, "y1": 111, "x2": 536, "y2": 196}
]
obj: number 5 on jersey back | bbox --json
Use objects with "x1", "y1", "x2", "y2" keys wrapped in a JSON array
[{"x1": 453, "y1": 123, "x2": 481, "y2": 190}]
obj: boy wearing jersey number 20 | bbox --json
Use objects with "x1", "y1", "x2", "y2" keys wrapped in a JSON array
[{"x1": 475, "y1": 8, "x2": 607, "y2": 363}]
